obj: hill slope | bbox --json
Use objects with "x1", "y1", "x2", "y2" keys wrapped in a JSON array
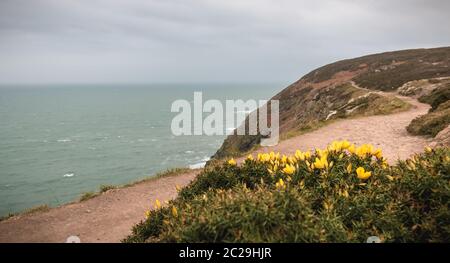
[{"x1": 214, "y1": 47, "x2": 450, "y2": 159}]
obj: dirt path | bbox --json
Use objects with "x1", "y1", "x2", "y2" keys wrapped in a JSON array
[
  {"x1": 247, "y1": 85, "x2": 432, "y2": 163},
  {"x1": 0, "y1": 170, "x2": 200, "y2": 243},
  {"x1": 0, "y1": 86, "x2": 431, "y2": 243}
]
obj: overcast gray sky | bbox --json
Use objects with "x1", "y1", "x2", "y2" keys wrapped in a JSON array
[{"x1": 0, "y1": 0, "x2": 449, "y2": 84}]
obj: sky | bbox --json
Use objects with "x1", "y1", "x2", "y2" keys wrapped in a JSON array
[{"x1": 0, "y1": 0, "x2": 449, "y2": 84}]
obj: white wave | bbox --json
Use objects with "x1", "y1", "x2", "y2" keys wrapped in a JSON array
[
  {"x1": 185, "y1": 150, "x2": 195, "y2": 154},
  {"x1": 63, "y1": 173, "x2": 75, "y2": 178},
  {"x1": 189, "y1": 162, "x2": 206, "y2": 169},
  {"x1": 189, "y1": 156, "x2": 211, "y2": 169},
  {"x1": 57, "y1": 139, "x2": 72, "y2": 143}
]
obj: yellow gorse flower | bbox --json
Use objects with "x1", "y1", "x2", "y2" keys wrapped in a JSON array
[
  {"x1": 348, "y1": 144, "x2": 356, "y2": 154},
  {"x1": 275, "y1": 178, "x2": 286, "y2": 189},
  {"x1": 258, "y1": 153, "x2": 271, "y2": 162},
  {"x1": 356, "y1": 167, "x2": 372, "y2": 180},
  {"x1": 313, "y1": 155, "x2": 329, "y2": 169},
  {"x1": 145, "y1": 210, "x2": 151, "y2": 218},
  {"x1": 171, "y1": 206, "x2": 178, "y2": 217},
  {"x1": 281, "y1": 155, "x2": 288, "y2": 164},
  {"x1": 235, "y1": 142, "x2": 393, "y2": 183},
  {"x1": 341, "y1": 140, "x2": 351, "y2": 149},
  {"x1": 373, "y1": 148, "x2": 383, "y2": 159},
  {"x1": 342, "y1": 189, "x2": 349, "y2": 198},
  {"x1": 329, "y1": 141, "x2": 341, "y2": 151},
  {"x1": 304, "y1": 151, "x2": 311, "y2": 159},
  {"x1": 316, "y1": 148, "x2": 328, "y2": 158},
  {"x1": 346, "y1": 163, "x2": 352, "y2": 174},
  {"x1": 295, "y1": 150, "x2": 305, "y2": 161},
  {"x1": 355, "y1": 144, "x2": 374, "y2": 158},
  {"x1": 268, "y1": 163, "x2": 279, "y2": 175},
  {"x1": 282, "y1": 164, "x2": 296, "y2": 175},
  {"x1": 227, "y1": 158, "x2": 237, "y2": 166},
  {"x1": 406, "y1": 159, "x2": 416, "y2": 171},
  {"x1": 288, "y1": 156, "x2": 296, "y2": 165},
  {"x1": 328, "y1": 140, "x2": 348, "y2": 152},
  {"x1": 154, "y1": 199, "x2": 162, "y2": 209}
]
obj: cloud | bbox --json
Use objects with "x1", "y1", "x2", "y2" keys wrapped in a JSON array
[{"x1": 0, "y1": 0, "x2": 449, "y2": 84}]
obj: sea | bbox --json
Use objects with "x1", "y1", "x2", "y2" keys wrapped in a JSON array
[{"x1": 0, "y1": 83, "x2": 283, "y2": 216}]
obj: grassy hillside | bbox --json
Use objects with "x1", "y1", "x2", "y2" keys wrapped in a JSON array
[
  {"x1": 213, "y1": 47, "x2": 450, "y2": 159},
  {"x1": 125, "y1": 142, "x2": 450, "y2": 243},
  {"x1": 407, "y1": 78, "x2": 450, "y2": 137}
]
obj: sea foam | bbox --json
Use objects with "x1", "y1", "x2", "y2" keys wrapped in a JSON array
[{"x1": 63, "y1": 173, "x2": 75, "y2": 178}]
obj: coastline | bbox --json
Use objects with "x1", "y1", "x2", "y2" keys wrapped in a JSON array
[
  {"x1": 0, "y1": 168, "x2": 202, "y2": 242},
  {"x1": 0, "y1": 168, "x2": 198, "y2": 222}
]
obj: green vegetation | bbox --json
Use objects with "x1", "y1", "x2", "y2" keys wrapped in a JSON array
[
  {"x1": 418, "y1": 82, "x2": 450, "y2": 111},
  {"x1": 346, "y1": 94, "x2": 411, "y2": 116},
  {"x1": 99, "y1": 185, "x2": 116, "y2": 193},
  {"x1": 23, "y1": 204, "x2": 51, "y2": 215},
  {"x1": 0, "y1": 204, "x2": 50, "y2": 222},
  {"x1": 79, "y1": 191, "x2": 98, "y2": 202},
  {"x1": 302, "y1": 47, "x2": 450, "y2": 91},
  {"x1": 407, "y1": 81, "x2": 450, "y2": 137},
  {"x1": 407, "y1": 100, "x2": 450, "y2": 137},
  {"x1": 125, "y1": 142, "x2": 450, "y2": 243},
  {"x1": 353, "y1": 48, "x2": 450, "y2": 91}
]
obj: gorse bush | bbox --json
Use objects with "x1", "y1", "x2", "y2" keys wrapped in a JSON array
[{"x1": 124, "y1": 142, "x2": 450, "y2": 243}]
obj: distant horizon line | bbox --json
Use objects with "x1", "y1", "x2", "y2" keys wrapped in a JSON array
[{"x1": 0, "y1": 81, "x2": 289, "y2": 86}]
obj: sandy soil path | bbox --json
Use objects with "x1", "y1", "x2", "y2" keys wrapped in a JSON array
[
  {"x1": 247, "y1": 87, "x2": 432, "y2": 163},
  {"x1": 0, "y1": 87, "x2": 431, "y2": 243},
  {"x1": 0, "y1": 170, "x2": 200, "y2": 243}
]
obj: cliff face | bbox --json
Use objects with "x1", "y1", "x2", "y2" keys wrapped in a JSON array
[{"x1": 213, "y1": 47, "x2": 450, "y2": 159}]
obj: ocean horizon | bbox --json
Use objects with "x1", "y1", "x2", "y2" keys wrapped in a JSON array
[{"x1": 0, "y1": 83, "x2": 282, "y2": 216}]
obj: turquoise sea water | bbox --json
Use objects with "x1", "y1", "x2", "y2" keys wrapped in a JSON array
[{"x1": 0, "y1": 83, "x2": 282, "y2": 216}]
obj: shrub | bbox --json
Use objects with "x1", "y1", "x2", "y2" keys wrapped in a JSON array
[
  {"x1": 79, "y1": 192, "x2": 98, "y2": 202},
  {"x1": 418, "y1": 83, "x2": 450, "y2": 111},
  {"x1": 407, "y1": 101, "x2": 450, "y2": 137},
  {"x1": 125, "y1": 142, "x2": 450, "y2": 243},
  {"x1": 99, "y1": 185, "x2": 116, "y2": 193}
]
